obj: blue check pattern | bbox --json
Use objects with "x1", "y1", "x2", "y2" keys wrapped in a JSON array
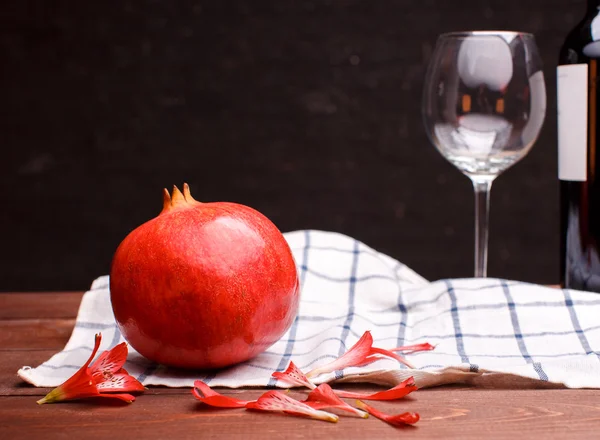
[{"x1": 18, "y1": 230, "x2": 600, "y2": 389}]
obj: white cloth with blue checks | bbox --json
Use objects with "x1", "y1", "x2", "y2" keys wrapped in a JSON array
[{"x1": 18, "y1": 230, "x2": 600, "y2": 389}]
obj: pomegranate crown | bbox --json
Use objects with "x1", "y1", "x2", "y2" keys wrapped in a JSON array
[{"x1": 161, "y1": 183, "x2": 201, "y2": 213}]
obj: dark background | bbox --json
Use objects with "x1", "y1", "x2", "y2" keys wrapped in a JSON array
[{"x1": 0, "y1": 0, "x2": 581, "y2": 291}]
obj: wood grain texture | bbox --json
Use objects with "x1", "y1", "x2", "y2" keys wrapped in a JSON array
[
  {"x1": 0, "y1": 319, "x2": 75, "y2": 350},
  {"x1": 2, "y1": 389, "x2": 600, "y2": 440},
  {"x1": 0, "y1": 350, "x2": 59, "y2": 396},
  {"x1": 0, "y1": 292, "x2": 83, "y2": 320}
]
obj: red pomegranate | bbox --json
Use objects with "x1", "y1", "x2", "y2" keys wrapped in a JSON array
[{"x1": 109, "y1": 184, "x2": 300, "y2": 369}]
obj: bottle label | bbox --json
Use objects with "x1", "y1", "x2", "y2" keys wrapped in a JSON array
[{"x1": 557, "y1": 64, "x2": 588, "y2": 181}]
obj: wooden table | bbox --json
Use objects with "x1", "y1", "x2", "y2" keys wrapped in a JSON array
[{"x1": 2, "y1": 292, "x2": 600, "y2": 439}]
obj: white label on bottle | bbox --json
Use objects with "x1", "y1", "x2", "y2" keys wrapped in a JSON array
[{"x1": 557, "y1": 64, "x2": 588, "y2": 181}]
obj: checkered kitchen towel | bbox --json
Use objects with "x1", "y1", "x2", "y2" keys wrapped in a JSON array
[{"x1": 18, "y1": 230, "x2": 600, "y2": 389}]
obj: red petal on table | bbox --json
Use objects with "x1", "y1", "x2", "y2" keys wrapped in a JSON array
[
  {"x1": 90, "y1": 342, "x2": 128, "y2": 381},
  {"x1": 96, "y1": 393, "x2": 137, "y2": 403},
  {"x1": 355, "y1": 400, "x2": 420, "y2": 427},
  {"x1": 334, "y1": 377, "x2": 418, "y2": 400},
  {"x1": 389, "y1": 343, "x2": 435, "y2": 354},
  {"x1": 193, "y1": 380, "x2": 220, "y2": 397},
  {"x1": 246, "y1": 390, "x2": 339, "y2": 423},
  {"x1": 192, "y1": 380, "x2": 250, "y2": 408},
  {"x1": 303, "y1": 383, "x2": 368, "y2": 418},
  {"x1": 272, "y1": 361, "x2": 316, "y2": 389},
  {"x1": 306, "y1": 331, "x2": 374, "y2": 378},
  {"x1": 36, "y1": 333, "x2": 103, "y2": 404},
  {"x1": 370, "y1": 347, "x2": 415, "y2": 369},
  {"x1": 96, "y1": 370, "x2": 145, "y2": 393}
]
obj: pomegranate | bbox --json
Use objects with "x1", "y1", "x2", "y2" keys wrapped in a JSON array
[{"x1": 109, "y1": 184, "x2": 300, "y2": 369}]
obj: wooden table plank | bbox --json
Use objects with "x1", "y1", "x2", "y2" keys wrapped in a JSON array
[
  {"x1": 2, "y1": 388, "x2": 600, "y2": 440},
  {"x1": 0, "y1": 349, "x2": 58, "y2": 396},
  {"x1": 0, "y1": 292, "x2": 83, "y2": 320},
  {"x1": 0, "y1": 292, "x2": 82, "y2": 350},
  {"x1": 0, "y1": 319, "x2": 75, "y2": 350}
]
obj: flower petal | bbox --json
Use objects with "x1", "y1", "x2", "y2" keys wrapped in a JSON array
[
  {"x1": 96, "y1": 370, "x2": 145, "y2": 393},
  {"x1": 304, "y1": 384, "x2": 367, "y2": 418},
  {"x1": 96, "y1": 393, "x2": 137, "y2": 403},
  {"x1": 246, "y1": 390, "x2": 338, "y2": 423},
  {"x1": 36, "y1": 333, "x2": 103, "y2": 404},
  {"x1": 355, "y1": 400, "x2": 420, "y2": 426},
  {"x1": 90, "y1": 342, "x2": 128, "y2": 381},
  {"x1": 334, "y1": 377, "x2": 418, "y2": 400},
  {"x1": 306, "y1": 331, "x2": 374, "y2": 378},
  {"x1": 369, "y1": 347, "x2": 415, "y2": 369},
  {"x1": 272, "y1": 361, "x2": 316, "y2": 389},
  {"x1": 389, "y1": 343, "x2": 435, "y2": 354},
  {"x1": 192, "y1": 380, "x2": 250, "y2": 408},
  {"x1": 353, "y1": 354, "x2": 386, "y2": 368}
]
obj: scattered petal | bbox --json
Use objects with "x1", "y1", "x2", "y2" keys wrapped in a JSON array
[
  {"x1": 95, "y1": 370, "x2": 145, "y2": 393},
  {"x1": 355, "y1": 400, "x2": 420, "y2": 427},
  {"x1": 370, "y1": 347, "x2": 415, "y2": 369},
  {"x1": 96, "y1": 393, "x2": 137, "y2": 403},
  {"x1": 334, "y1": 377, "x2": 418, "y2": 400},
  {"x1": 352, "y1": 354, "x2": 387, "y2": 368},
  {"x1": 389, "y1": 343, "x2": 435, "y2": 354},
  {"x1": 192, "y1": 380, "x2": 250, "y2": 408},
  {"x1": 306, "y1": 332, "x2": 374, "y2": 378},
  {"x1": 193, "y1": 380, "x2": 221, "y2": 398},
  {"x1": 272, "y1": 361, "x2": 316, "y2": 389},
  {"x1": 304, "y1": 384, "x2": 368, "y2": 418},
  {"x1": 246, "y1": 390, "x2": 339, "y2": 423},
  {"x1": 305, "y1": 331, "x2": 419, "y2": 378}
]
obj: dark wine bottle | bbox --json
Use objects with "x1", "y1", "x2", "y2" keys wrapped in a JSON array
[{"x1": 559, "y1": 0, "x2": 600, "y2": 291}]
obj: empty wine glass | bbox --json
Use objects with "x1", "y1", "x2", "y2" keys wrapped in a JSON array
[{"x1": 422, "y1": 31, "x2": 546, "y2": 277}]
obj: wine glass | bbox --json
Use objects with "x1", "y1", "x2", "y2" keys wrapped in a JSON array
[{"x1": 422, "y1": 31, "x2": 546, "y2": 278}]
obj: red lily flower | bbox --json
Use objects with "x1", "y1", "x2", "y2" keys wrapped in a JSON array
[
  {"x1": 37, "y1": 333, "x2": 144, "y2": 404},
  {"x1": 90, "y1": 340, "x2": 145, "y2": 394},
  {"x1": 306, "y1": 331, "x2": 416, "y2": 378},
  {"x1": 246, "y1": 390, "x2": 339, "y2": 423},
  {"x1": 192, "y1": 380, "x2": 251, "y2": 408},
  {"x1": 271, "y1": 361, "x2": 317, "y2": 389},
  {"x1": 334, "y1": 376, "x2": 418, "y2": 400},
  {"x1": 303, "y1": 383, "x2": 368, "y2": 418},
  {"x1": 355, "y1": 400, "x2": 420, "y2": 427}
]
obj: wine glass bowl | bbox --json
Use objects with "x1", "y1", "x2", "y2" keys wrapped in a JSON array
[{"x1": 422, "y1": 31, "x2": 546, "y2": 277}]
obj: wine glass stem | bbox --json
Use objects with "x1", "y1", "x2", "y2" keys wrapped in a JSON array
[{"x1": 471, "y1": 177, "x2": 494, "y2": 278}]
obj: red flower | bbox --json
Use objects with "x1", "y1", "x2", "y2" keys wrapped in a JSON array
[
  {"x1": 334, "y1": 376, "x2": 418, "y2": 400},
  {"x1": 271, "y1": 361, "x2": 316, "y2": 389},
  {"x1": 306, "y1": 331, "x2": 416, "y2": 378},
  {"x1": 303, "y1": 383, "x2": 368, "y2": 418},
  {"x1": 246, "y1": 390, "x2": 339, "y2": 423},
  {"x1": 190, "y1": 331, "x2": 429, "y2": 426},
  {"x1": 37, "y1": 333, "x2": 144, "y2": 404},
  {"x1": 192, "y1": 380, "x2": 251, "y2": 408},
  {"x1": 355, "y1": 400, "x2": 420, "y2": 427}
]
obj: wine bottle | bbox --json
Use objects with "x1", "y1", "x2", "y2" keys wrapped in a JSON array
[{"x1": 558, "y1": 0, "x2": 600, "y2": 291}]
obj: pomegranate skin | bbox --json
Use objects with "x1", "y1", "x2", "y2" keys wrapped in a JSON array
[{"x1": 109, "y1": 186, "x2": 300, "y2": 369}]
